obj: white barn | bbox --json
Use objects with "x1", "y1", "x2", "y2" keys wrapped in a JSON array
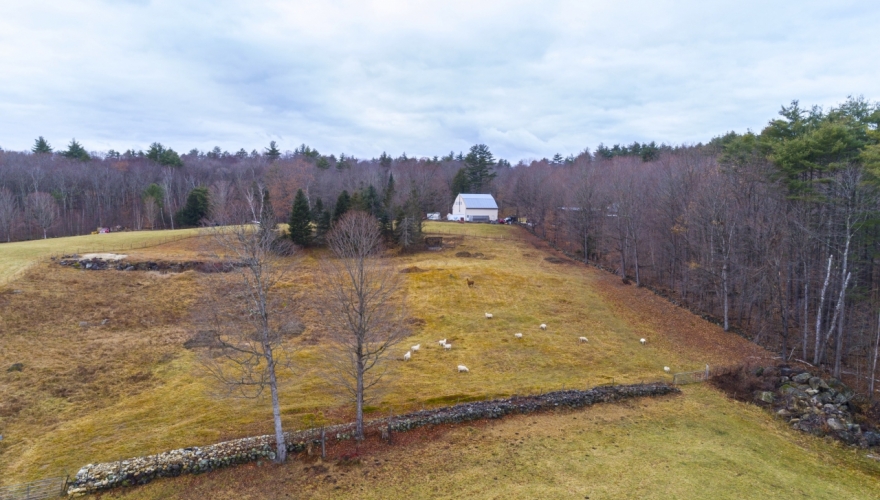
[{"x1": 448, "y1": 193, "x2": 498, "y2": 222}]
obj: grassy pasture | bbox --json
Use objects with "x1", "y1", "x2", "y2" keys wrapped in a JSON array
[
  {"x1": 106, "y1": 385, "x2": 880, "y2": 499},
  {"x1": 0, "y1": 228, "x2": 203, "y2": 285},
  {"x1": 1, "y1": 222, "x2": 877, "y2": 497}
]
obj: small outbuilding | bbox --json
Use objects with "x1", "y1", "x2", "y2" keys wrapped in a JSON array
[{"x1": 448, "y1": 193, "x2": 498, "y2": 222}]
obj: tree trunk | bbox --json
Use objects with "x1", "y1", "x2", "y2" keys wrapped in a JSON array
[
  {"x1": 266, "y1": 350, "x2": 287, "y2": 463},
  {"x1": 356, "y1": 353, "x2": 365, "y2": 440},
  {"x1": 871, "y1": 310, "x2": 880, "y2": 398},
  {"x1": 834, "y1": 295, "x2": 846, "y2": 378},
  {"x1": 722, "y1": 261, "x2": 729, "y2": 332},
  {"x1": 814, "y1": 256, "x2": 833, "y2": 365}
]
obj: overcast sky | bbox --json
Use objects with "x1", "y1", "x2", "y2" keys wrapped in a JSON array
[{"x1": 1, "y1": 1, "x2": 878, "y2": 161}]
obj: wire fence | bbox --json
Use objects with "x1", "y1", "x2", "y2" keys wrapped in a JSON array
[
  {"x1": 0, "y1": 477, "x2": 68, "y2": 500},
  {"x1": 423, "y1": 224, "x2": 529, "y2": 242},
  {"x1": 673, "y1": 365, "x2": 711, "y2": 385}
]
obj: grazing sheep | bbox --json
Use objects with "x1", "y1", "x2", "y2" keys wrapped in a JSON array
[
  {"x1": 579, "y1": 336, "x2": 588, "y2": 343},
  {"x1": 540, "y1": 324, "x2": 547, "y2": 330},
  {"x1": 444, "y1": 343, "x2": 452, "y2": 350},
  {"x1": 411, "y1": 344, "x2": 420, "y2": 352},
  {"x1": 458, "y1": 365, "x2": 469, "y2": 373},
  {"x1": 640, "y1": 338, "x2": 646, "y2": 345},
  {"x1": 466, "y1": 278, "x2": 475, "y2": 287},
  {"x1": 514, "y1": 333, "x2": 523, "y2": 339},
  {"x1": 664, "y1": 366, "x2": 671, "y2": 373},
  {"x1": 403, "y1": 351, "x2": 411, "y2": 361},
  {"x1": 438, "y1": 339, "x2": 447, "y2": 346},
  {"x1": 485, "y1": 312, "x2": 493, "y2": 319}
]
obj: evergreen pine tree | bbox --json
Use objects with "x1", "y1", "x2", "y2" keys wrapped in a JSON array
[
  {"x1": 451, "y1": 167, "x2": 470, "y2": 196},
  {"x1": 32, "y1": 136, "x2": 52, "y2": 154},
  {"x1": 288, "y1": 189, "x2": 312, "y2": 246},
  {"x1": 333, "y1": 190, "x2": 351, "y2": 223},
  {"x1": 395, "y1": 195, "x2": 423, "y2": 252},
  {"x1": 61, "y1": 139, "x2": 90, "y2": 161},
  {"x1": 176, "y1": 187, "x2": 210, "y2": 226},
  {"x1": 383, "y1": 173, "x2": 396, "y2": 207},
  {"x1": 147, "y1": 142, "x2": 183, "y2": 167},
  {"x1": 315, "y1": 209, "x2": 332, "y2": 245},
  {"x1": 259, "y1": 188, "x2": 276, "y2": 238},
  {"x1": 464, "y1": 144, "x2": 496, "y2": 193},
  {"x1": 379, "y1": 151, "x2": 392, "y2": 168},
  {"x1": 381, "y1": 173, "x2": 396, "y2": 238},
  {"x1": 362, "y1": 185, "x2": 381, "y2": 218},
  {"x1": 265, "y1": 141, "x2": 281, "y2": 162},
  {"x1": 311, "y1": 198, "x2": 324, "y2": 222}
]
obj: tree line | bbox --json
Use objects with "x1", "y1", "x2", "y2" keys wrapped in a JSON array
[{"x1": 4, "y1": 96, "x2": 880, "y2": 394}]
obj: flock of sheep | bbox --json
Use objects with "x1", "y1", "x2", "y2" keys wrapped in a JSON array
[{"x1": 400, "y1": 314, "x2": 673, "y2": 376}]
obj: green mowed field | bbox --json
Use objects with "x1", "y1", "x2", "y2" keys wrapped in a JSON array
[{"x1": 1, "y1": 222, "x2": 878, "y2": 497}]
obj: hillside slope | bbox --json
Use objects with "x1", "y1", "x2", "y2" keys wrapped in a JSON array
[{"x1": 1, "y1": 223, "x2": 877, "y2": 498}]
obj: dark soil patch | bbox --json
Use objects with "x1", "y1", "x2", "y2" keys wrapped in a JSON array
[
  {"x1": 183, "y1": 330, "x2": 221, "y2": 349},
  {"x1": 400, "y1": 266, "x2": 427, "y2": 274},
  {"x1": 455, "y1": 251, "x2": 472, "y2": 258},
  {"x1": 543, "y1": 256, "x2": 567, "y2": 264},
  {"x1": 406, "y1": 317, "x2": 427, "y2": 327}
]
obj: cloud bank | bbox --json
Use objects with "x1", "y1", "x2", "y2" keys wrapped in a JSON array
[{"x1": 1, "y1": 0, "x2": 878, "y2": 160}]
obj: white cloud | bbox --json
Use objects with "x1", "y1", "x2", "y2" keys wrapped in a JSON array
[{"x1": 0, "y1": 0, "x2": 878, "y2": 159}]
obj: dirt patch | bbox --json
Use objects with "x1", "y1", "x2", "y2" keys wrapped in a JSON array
[
  {"x1": 183, "y1": 330, "x2": 221, "y2": 349},
  {"x1": 406, "y1": 317, "x2": 427, "y2": 327},
  {"x1": 543, "y1": 256, "x2": 567, "y2": 264},
  {"x1": 400, "y1": 266, "x2": 428, "y2": 274}
]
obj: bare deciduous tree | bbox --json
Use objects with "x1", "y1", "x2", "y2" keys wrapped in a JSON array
[
  {"x1": 199, "y1": 209, "x2": 297, "y2": 463},
  {"x1": 27, "y1": 191, "x2": 58, "y2": 239},
  {"x1": 0, "y1": 187, "x2": 18, "y2": 242},
  {"x1": 143, "y1": 196, "x2": 160, "y2": 230},
  {"x1": 320, "y1": 211, "x2": 409, "y2": 440}
]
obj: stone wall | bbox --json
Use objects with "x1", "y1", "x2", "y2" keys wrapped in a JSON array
[{"x1": 68, "y1": 383, "x2": 678, "y2": 496}]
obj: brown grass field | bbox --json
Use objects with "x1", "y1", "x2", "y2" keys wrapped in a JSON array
[{"x1": 1, "y1": 222, "x2": 879, "y2": 498}]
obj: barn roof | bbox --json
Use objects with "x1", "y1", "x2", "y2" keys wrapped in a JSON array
[{"x1": 460, "y1": 194, "x2": 498, "y2": 209}]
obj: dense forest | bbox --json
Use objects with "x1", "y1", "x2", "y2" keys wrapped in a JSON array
[{"x1": 3, "y1": 97, "x2": 880, "y2": 394}]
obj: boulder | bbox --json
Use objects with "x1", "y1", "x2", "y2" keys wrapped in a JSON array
[
  {"x1": 817, "y1": 392, "x2": 835, "y2": 405},
  {"x1": 827, "y1": 418, "x2": 847, "y2": 432},
  {"x1": 864, "y1": 432, "x2": 880, "y2": 447},
  {"x1": 793, "y1": 372, "x2": 813, "y2": 384},
  {"x1": 808, "y1": 377, "x2": 822, "y2": 390},
  {"x1": 754, "y1": 391, "x2": 774, "y2": 404}
]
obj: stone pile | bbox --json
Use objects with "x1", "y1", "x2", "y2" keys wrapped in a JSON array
[
  {"x1": 68, "y1": 383, "x2": 678, "y2": 495},
  {"x1": 57, "y1": 257, "x2": 240, "y2": 273},
  {"x1": 748, "y1": 367, "x2": 880, "y2": 448}
]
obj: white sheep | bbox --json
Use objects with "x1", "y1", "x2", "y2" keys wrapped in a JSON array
[
  {"x1": 438, "y1": 339, "x2": 447, "y2": 346},
  {"x1": 403, "y1": 350, "x2": 411, "y2": 361},
  {"x1": 458, "y1": 365, "x2": 469, "y2": 373},
  {"x1": 540, "y1": 323, "x2": 547, "y2": 330},
  {"x1": 514, "y1": 333, "x2": 523, "y2": 339},
  {"x1": 411, "y1": 344, "x2": 420, "y2": 352},
  {"x1": 444, "y1": 343, "x2": 452, "y2": 350},
  {"x1": 640, "y1": 338, "x2": 646, "y2": 345},
  {"x1": 485, "y1": 313, "x2": 493, "y2": 319},
  {"x1": 579, "y1": 336, "x2": 588, "y2": 343},
  {"x1": 664, "y1": 366, "x2": 671, "y2": 373}
]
